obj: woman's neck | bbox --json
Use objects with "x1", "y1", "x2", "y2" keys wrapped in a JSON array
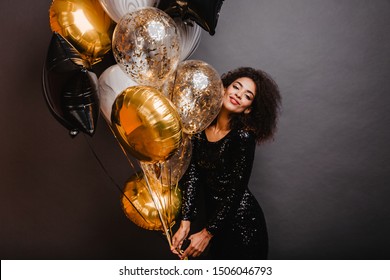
[
  {"x1": 205, "y1": 108, "x2": 232, "y2": 142},
  {"x1": 213, "y1": 107, "x2": 231, "y2": 132}
]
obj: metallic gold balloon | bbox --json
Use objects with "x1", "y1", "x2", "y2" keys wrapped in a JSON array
[
  {"x1": 121, "y1": 173, "x2": 182, "y2": 231},
  {"x1": 49, "y1": 0, "x2": 114, "y2": 65},
  {"x1": 112, "y1": 7, "x2": 181, "y2": 88},
  {"x1": 171, "y1": 60, "x2": 223, "y2": 134},
  {"x1": 111, "y1": 86, "x2": 182, "y2": 162},
  {"x1": 141, "y1": 133, "x2": 192, "y2": 186}
]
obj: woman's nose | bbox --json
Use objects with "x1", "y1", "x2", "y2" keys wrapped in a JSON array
[{"x1": 235, "y1": 91, "x2": 242, "y2": 99}]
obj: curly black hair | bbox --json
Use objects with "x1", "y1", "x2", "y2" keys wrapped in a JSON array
[{"x1": 220, "y1": 67, "x2": 281, "y2": 143}]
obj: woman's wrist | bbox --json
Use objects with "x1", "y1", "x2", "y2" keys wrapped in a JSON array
[
  {"x1": 203, "y1": 228, "x2": 213, "y2": 238},
  {"x1": 180, "y1": 220, "x2": 191, "y2": 230}
]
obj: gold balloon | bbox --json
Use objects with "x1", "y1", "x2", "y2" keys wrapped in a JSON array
[
  {"x1": 49, "y1": 0, "x2": 114, "y2": 65},
  {"x1": 112, "y1": 7, "x2": 181, "y2": 88},
  {"x1": 171, "y1": 60, "x2": 223, "y2": 134},
  {"x1": 111, "y1": 86, "x2": 182, "y2": 162},
  {"x1": 121, "y1": 173, "x2": 182, "y2": 231},
  {"x1": 141, "y1": 133, "x2": 192, "y2": 187}
]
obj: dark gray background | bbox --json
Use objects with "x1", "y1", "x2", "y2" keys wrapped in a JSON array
[{"x1": 1, "y1": 0, "x2": 389, "y2": 259}]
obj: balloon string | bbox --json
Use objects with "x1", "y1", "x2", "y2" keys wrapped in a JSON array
[
  {"x1": 165, "y1": 165, "x2": 173, "y2": 228},
  {"x1": 82, "y1": 133, "x2": 150, "y2": 225},
  {"x1": 157, "y1": 163, "x2": 170, "y2": 226},
  {"x1": 155, "y1": 163, "x2": 175, "y2": 243},
  {"x1": 104, "y1": 120, "x2": 138, "y2": 172},
  {"x1": 87, "y1": 119, "x2": 175, "y2": 249},
  {"x1": 139, "y1": 162, "x2": 175, "y2": 238},
  {"x1": 143, "y1": 174, "x2": 173, "y2": 248}
]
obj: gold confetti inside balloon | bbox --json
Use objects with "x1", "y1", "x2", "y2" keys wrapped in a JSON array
[
  {"x1": 141, "y1": 133, "x2": 192, "y2": 187},
  {"x1": 121, "y1": 173, "x2": 182, "y2": 231},
  {"x1": 159, "y1": 71, "x2": 176, "y2": 98},
  {"x1": 49, "y1": 0, "x2": 114, "y2": 65},
  {"x1": 171, "y1": 60, "x2": 223, "y2": 134},
  {"x1": 111, "y1": 86, "x2": 182, "y2": 162},
  {"x1": 112, "y1": 7, "x2": 181, "y2": 88}
]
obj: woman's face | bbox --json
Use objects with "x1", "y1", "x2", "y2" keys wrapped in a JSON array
[{"x1": 222, "y1": 77, "x2": 256, "y2": 114}]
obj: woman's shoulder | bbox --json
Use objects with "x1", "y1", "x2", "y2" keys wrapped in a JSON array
[
  {"x1": 233, "y1": 129, "x2": 256, "y2": 140},
  {"x1": 231, "y1": 129, "x2": 256, "y2": 145}
]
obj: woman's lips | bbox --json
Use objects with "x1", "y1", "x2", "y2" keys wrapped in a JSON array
[{"x1": 230, "y1": 96, "x2": 240, "y2": 105}]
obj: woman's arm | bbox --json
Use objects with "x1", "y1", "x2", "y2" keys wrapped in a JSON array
[{"x1": 171, "y1": 136, "x2": 201, "y2": 254}]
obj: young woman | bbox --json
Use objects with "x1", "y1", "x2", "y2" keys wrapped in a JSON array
[{"x1": 171, "y1": 67, "x2": 281, "y2": 259}]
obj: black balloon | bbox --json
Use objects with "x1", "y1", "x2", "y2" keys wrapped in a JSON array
[
  {"x1": 42, "y1": 32, "x2": 99, "y2": 137},
  {"x1": 158, "y1": 0, "x2": 225, "y2": 35},
  {"x1": 46, "y1": 32, "x2": 90, "y2": 72},
  {"x1": 60, "y1": 69, "x2": 99, "y2": 136}
]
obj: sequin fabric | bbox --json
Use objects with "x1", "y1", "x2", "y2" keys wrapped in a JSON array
[{"x1": 180, "y1": 129, "x2": 268, "y2": 259}]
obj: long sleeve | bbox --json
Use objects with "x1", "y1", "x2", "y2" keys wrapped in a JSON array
[{"x1": 205, "y1": 130, "x2": 256, "y2": 235}]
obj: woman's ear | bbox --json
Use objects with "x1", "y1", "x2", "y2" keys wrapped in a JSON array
[{"x1": 244, "y1": 107, "x2": 251, "y2": 114}]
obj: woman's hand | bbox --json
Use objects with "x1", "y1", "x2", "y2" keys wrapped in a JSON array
[
  {"x1": 171, "y1": 220, "x2": 191, "y2": 256},
  {"x1": 180, "y1": 228, "x2": 213, "y2": 259}
]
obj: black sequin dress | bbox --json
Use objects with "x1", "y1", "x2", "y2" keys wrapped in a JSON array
[{"x1": 180, "y1": 129, "x2": 268, "y2": 259}]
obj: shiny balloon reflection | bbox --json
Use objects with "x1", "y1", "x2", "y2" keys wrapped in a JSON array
[
  {"x1": 121, "y1": 173, "x2": 181, "y2": 231},
  {"x1": 141, "y1": 134, "x2": 192, "y2": 187},
  {"x1": 49, "y1": 0, "x2": 114, "y2": 65},
  {"x1": 111, "y1": 86, "x2": 182, "y2": 162}
]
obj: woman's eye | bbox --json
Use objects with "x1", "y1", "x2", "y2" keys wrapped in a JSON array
[
  {"x1": 245, "y1": 95, "x2": 251, "y2": 100},
  {"x1": 233, "y1": 85, "x2": 239, "y2": 89}
]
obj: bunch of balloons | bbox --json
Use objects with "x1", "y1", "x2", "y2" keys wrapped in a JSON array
[{"x1": 42, "y1": 0, "x2": 225, "y2": 250}]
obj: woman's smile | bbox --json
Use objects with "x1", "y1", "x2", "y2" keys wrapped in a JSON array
[{"x1": 229, "y1": 96, "x2": 240, "y2": 105}]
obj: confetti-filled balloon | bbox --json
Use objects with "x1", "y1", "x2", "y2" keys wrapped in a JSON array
[
  {"x1": 121, "y1": 173, "x2": 181, "y2": 231},
  {"x1": 98, "y1": 0, "x2": 159, "y2": 23},
  {"x1": 159, "y1": 71, "x2": 176, "y2": 98},
  {"x1": 111, "y1": 86, "x2": 182, "y2": 162},
  {"x1": 49, "y1": 0, "x2": 114, "y2": 65},
  {"x1": 112, "y1": 7, "x2": 181, "y2": 88},
  {"x1": 141, "y1": 133, "x2": 192, "y2": 187},
  {"x1": 170, "y1": 60, "x2": 223, "y2": 134}
]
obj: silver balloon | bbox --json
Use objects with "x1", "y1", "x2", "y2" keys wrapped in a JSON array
[
  {"x1": 98, "y1": 0, "x2": 159, "y2": 23},
  {"x1": 98, "y1": 64, "x2": 138, "y2": 123},
  {"x1": 174, "y1": 19, "x2": 201, "y2": 61},
  {"x1": 112, "y1": 7, "x2": 181, "y2": 88}
]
